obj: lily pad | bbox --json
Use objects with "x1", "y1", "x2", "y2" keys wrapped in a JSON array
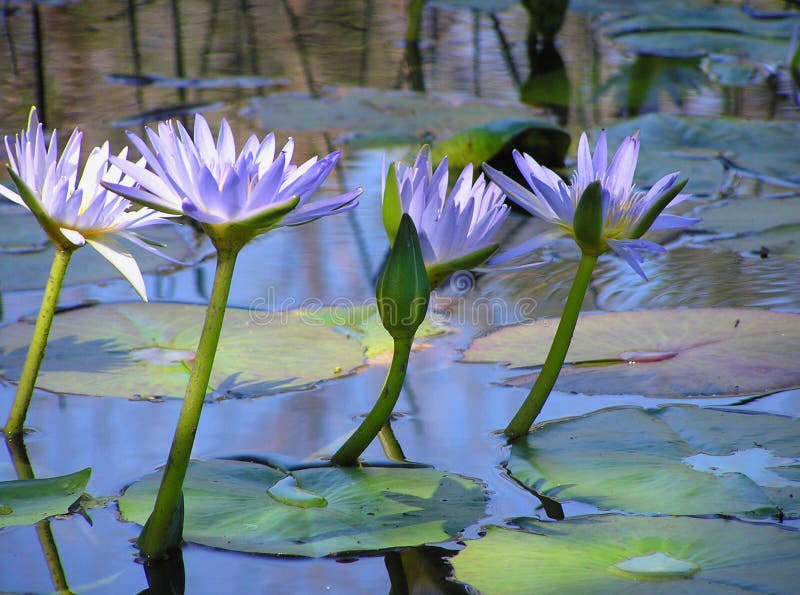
[
  {"x1": 0, "y1": 302, "x2": 366, "y2": 399},
  {"x1": 696, "y1": 196, "x2": 800, "y2": 236},
  {"x1": 463, "y1": 308, "x2": 800, "y2": 398},
  {"x1": 601, "y1": 114, "x2": 800, "y2": 194},
  {"x1": 506, "y1": 406, "x2": 800, "y2": 518},
  {"x1": 242, "y1": 87, "x2": 539, "y2": 145},
  {"x1": 118, "y1": 459, "x2": 486, "y2": 557},
  {"x1": 451, "y1": 515, "x2": 800, "y2": 594},
  {"x1": 0, "y1": 203, "x2": 207, "y2": 292},
  {"x1": 431, "y1": 118, "x2": 570, "y2": 171},
  {"x1": 0, "y1": 468, "x2": 90, "y2": 529},
  {"x1": 303, "y1": 303, "x2": 446, "y2": 359},
  {"x1": 604, "y1": 6, "x2": 796, "y2": 64}
]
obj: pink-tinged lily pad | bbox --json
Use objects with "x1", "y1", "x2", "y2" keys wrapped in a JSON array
[{"x1": 462, "y1": 308, "x2": 800, "y2": 398}]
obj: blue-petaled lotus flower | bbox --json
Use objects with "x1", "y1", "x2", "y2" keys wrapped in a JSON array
[
  {"x1": 0, "y1": 107, "x2": 169, "y2": 300},
  {"x1": 483, "y1": 130, "x2": 697, "y2": 279},
  {"x1": 383, "y1": 146, "x2": 509, "y2": 288},
  {"x1": 104, "y1": 114, "x2": 361, "y2": 246}
]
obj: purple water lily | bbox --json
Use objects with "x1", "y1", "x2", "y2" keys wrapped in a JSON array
[
  {"x1": 484, "y1": 130, "x2": 698, "y2": 279},
  {"x1": 104, "y1": 114, "x2": 361, "y2": 237},
  {"x1": 1, "y1": 107, "x2": 170, "y2": 300},
  {"x1": 385, "y1": 146, "x2": 509, "y2": 287}
]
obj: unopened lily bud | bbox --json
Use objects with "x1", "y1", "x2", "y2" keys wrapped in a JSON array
[
  {"x1": 376, "y1": 213, "x2": 430, "y2": 340},
  {"x1": 572, "y1": 181, "x2": 604, "y2": 255}
]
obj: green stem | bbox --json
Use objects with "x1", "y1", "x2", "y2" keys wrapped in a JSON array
[
  {"x1": 405, "y1": 0, "x2": 425, "y2": 44},
  {"x1": 378, "y1": 420, "x2": 406, "y2": 462},
  {"x1": 504, "y1": 252, "x2": 598, "y2": 441},
  {"x1": 5, "y1": 435, "x2": 73, "y2": 594},
  {"x1": 4, "y1": 248, "x2": 74, "y2": 437},
  {"x1": 331, "y1": 336, "x2": 414, "y2": 466},
  {"x1": 137, "y1": 247, "x2": 239, "y2": 559}
]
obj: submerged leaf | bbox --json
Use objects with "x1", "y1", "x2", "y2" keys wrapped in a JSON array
[
  {"x1": 119, "y1": 459, "x2": 486, "y2": 557},
  {"x1": 463, "y1": 308, "x2": 800, "y2": 398}
]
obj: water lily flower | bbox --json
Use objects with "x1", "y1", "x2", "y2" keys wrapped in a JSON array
[
  {"x1": 0, "y1": 107, "x2": 170, "y2": 300},
  {"x1": 2, "y1": 106, "x2": 174, "y2": 438},
  {"x1": 483, "y1": 130, "x2": 697, "y2": 279},
  {"x1": 383, "y1": 146, "x2": 509, "y2": 288},
  {"x1": 104, "y1": 114, "x2": 361, "y2": 248},
  {"x1": 482, "y1": 129, "x2": 697, "y2": 440},
  {"x1": 105, "y1": 113, "x2": 362, "y2": 559}
]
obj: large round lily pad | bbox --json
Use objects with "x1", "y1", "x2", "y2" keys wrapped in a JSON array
[
  {"x1": 462, "y1": 308, "x2": 800, "y2": 398},
  {"x1": 507, "y1": 405, "x2": 799, "y2": 518},
  {"x1": 0, "y1": 468, "x2": 90, "y2": 529},
  {"x1": 242, "y1": 87, "x2": 538, "y2": 145},
  {"x1": 118, "y1": 459, "x2": 486, "y2": 557},
  {"x1": 0, "y1": 302, "x2": 367, "y2": 399},
  {"x1": 601, "y1": 114, "x2": 800, "y2": 194},
  {"x1": 451, "y1": 515, "x2": 800, "y2": 594},
  {"x1": 0, "y1": 202, "x2": 207, "y2": 292}
]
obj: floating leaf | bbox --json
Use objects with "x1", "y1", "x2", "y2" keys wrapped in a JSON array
[
  {"x1": 242, "y1": 87, "x2": 539, "y2": 145},
  {"x1": 0, "y1": 468, "x2": 91, "y2": 529},
  {"x1": 118, "y1": 459, "x2": 486, "y2": 557},
  {"x1": 604, "y1": 6, "x2": 795, "y2": 64},
  {"x1": 303, "y1": 303, "x2": 446, "y2": 359},
  {"x1": 0, "y1": 302, "x2": 366, "y2": 399},
  {"x1": 696, "y1": 196, "x2": 800, "y2": 236},
  {"x1": 507, "y1": 406, "x2": 800, "y2": 518},
  {"x1": 431, "y1": 118, "x2": 570, "y2": 171},
  {"x1": 463, "y1": 308, "x2": 800, "y2": 398},
  {"x1": 602, "y1": 114, "x2": 800, "y2": 194},
  {"x1": 451, "y1": 515, "x2": 800, "y2": 594},
  {"x1": 0, "y1": 203, "x2": 207, "y2": 292}
]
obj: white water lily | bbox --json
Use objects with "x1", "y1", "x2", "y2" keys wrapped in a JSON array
[
  {"x1": 484, "y1": 130, "x2": 698, "y2": 279},
  {"x1": 383, "y1": 146, "x2": 509, "y2": 287},
  {"x1": 1, "y1": 107, "x2": 170, "y2": 300}
]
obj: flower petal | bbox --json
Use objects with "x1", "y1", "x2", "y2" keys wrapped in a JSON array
[{"x1": 86, "y1": 236, "x2": 148, "y2": 301}]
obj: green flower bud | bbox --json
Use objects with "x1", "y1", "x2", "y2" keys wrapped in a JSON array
[
  {"x1": 572, "y1": 180, "x2": 605, "y2": 255},
  {"x1": 376, "y1": 213, "x2": 430, "y2": 340}
]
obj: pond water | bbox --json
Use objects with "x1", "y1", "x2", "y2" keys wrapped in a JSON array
[{"x1": 1, "y1": 1, "x2": 799, "y2": 593}]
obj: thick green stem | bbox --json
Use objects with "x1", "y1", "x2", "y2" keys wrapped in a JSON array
[
  {"x1": 138, "y1": 248, "x2": 239, "y2": 558},
  {"x1": 504, "y1": 252, "x2": 598, "y2": 441},
  {"x1": 4, "y1": 248, "x2": 74, "y2": 437},
  {"x1": 331, "y1": 336, "x2": 414, "y2": 466}
]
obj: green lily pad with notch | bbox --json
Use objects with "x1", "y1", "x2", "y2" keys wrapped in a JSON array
[
  {"x1": 0, "y1": 302, "x2": 368, "y2": 399},
  {"x1": 0, "y1": 467, "x2": 91, "y2": 529},
  {"x1": 451, "y1": 515, "x2": 800, "y2": 594},
  {"x1": 506, "y1": 405, "x2": 800, "y2": 518},
  {"x1": 0, "y1": 202, "x2": 208, "y2": 292},
  {"x1": 242, "y1": 87, "x2": 539, "y2": 146},
  {"x1": 462, "y1": 308, "x2": 800, "y2": 398},
  {"x1": 118, "y1": 459, "x2": 486, "y2": 557},
  {"x1": 601, "y1": 114, "x2": 800, "y2": 195},
  {"x1": 431, "y1": 118, "x2": 570, "y2": 172},
  {"x1": 303, "y1": 303, "x2": 447, "y2": 359}
]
